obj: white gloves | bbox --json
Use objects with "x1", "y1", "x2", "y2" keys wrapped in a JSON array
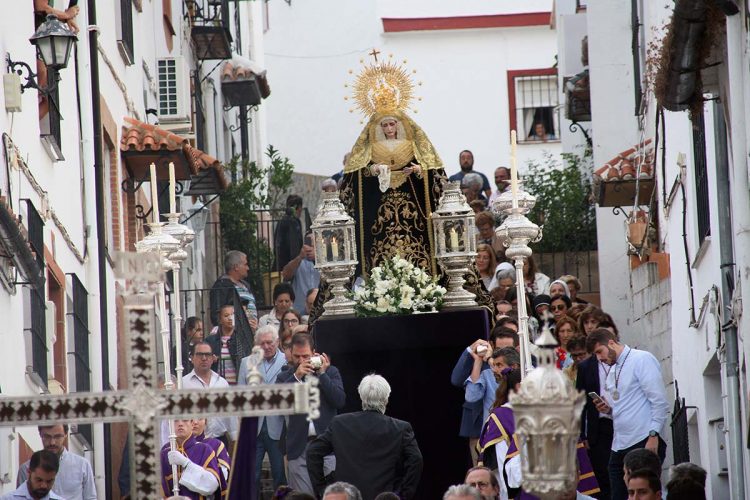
[{"x1": 167, "y1": 450, "x2": 190, "y2": 468}]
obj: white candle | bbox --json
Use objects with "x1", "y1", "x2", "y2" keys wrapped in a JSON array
[
  {"x1": 331, "y1": 236, "x2": 339, "y2": 259},
  {"x1": 168, "y1": 162, "x2": 176, "y2": 214},
  {"x1": 150, "y1": 162, "x2": 160, "y2": 224},
  {"x1": 510, "y1": 130, "x2": 519, "y2": 209},
  {"x1": 449, "y1": 226, "x2": 459, "y2": 251}
]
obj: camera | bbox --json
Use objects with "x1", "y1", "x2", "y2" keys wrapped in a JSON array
[{"x1": 310, "y1": 355, "x2": 323, "y2": 370}]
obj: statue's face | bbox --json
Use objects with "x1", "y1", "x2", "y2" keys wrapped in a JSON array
[{"x1": 381, "y1": 119, "x2": 398, "y2": 139}]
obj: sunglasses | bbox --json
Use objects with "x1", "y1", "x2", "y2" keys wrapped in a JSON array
[
  {"x1": 193, "y1": 352, "x2": 214, "y2": 359},
  {"x1": 551, "y1": 304, "x2": 567, "y2": 311}
]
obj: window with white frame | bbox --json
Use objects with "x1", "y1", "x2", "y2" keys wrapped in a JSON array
[{"x1": 509, "y1": 70, "x2": 560, "y2": 143}]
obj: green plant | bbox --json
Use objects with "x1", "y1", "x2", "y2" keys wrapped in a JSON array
[
  {"x1": 219, "y1": 146, "x2": 295, "y2": 304},
  {"x1": 523, "y1": 151, "x2": 597, "y2": 253}
]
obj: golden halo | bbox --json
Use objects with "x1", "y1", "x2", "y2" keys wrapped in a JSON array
[{"x1": 348, "y1": 55, "x2": 417, "y2": 117}]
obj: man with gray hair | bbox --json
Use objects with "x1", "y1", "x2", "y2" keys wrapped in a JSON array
[
  {"x1": 443, "y1": 484, "x2": 482, "y2": 500},
  {"x1": 209, "y1": 250, "x2": 257, "y2": 352},
  {"x1": 308, "y1": 374, "x2": 423, "y2": 499},
  {"x1": 237, "y1": 324, "x2": 287, "y2": 491},
  {"x1": 323, "y1": 481, "x2": 363, "y2": 500}
]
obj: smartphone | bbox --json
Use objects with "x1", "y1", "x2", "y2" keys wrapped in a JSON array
[{"x1": 588, "y1": 391, "x2": 603, "y2": 404}]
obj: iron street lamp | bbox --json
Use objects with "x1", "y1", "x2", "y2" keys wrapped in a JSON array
[{"x1": 6, "y1": 15, "x2": 78, "y2": 94}]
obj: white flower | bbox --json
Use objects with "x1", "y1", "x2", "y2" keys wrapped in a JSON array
[
  {"x1": 399, "y1": 295, "x2": 413, "y2": 309},
  {"x1": 376, "y1": 296, "x2": 390, "y2": 313}
]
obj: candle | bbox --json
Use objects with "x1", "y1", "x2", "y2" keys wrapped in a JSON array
[
  {"x1": 150, "y1": 162, "x2": 160, "y2": 224},
  {"x1": 510, "y1": 130, "x2": 519, "y2": 209},
  {"x1": 331, "y1": 236, "x2": 339, "y2": 260},
  {"x1": 168, "y1": 162, "x2": 176, "y2": 214},
  {"x1": 449, "y1": 226, "x2": 459, "y2": 251}
]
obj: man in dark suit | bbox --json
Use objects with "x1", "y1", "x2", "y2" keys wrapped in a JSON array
[
  {"x1": 276, "y1": 332, "x2": 345, "y2": 495},
  {"x1": 307, "y1": 374, "x2": 423, "y2": 500},
  {"x1": 576, "y1": 352, "x2": 613, "y2": 499}
]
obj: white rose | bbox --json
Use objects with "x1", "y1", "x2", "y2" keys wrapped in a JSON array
[{"x1": 376, "y1": 296, "x2": 390, "y2": 312}]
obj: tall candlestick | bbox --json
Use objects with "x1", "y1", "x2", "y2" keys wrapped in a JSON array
[
  {"x1": 168, "y1": 162, "x2": 176, "y2": 214},
  {"x1": 449, "y1": 226, "x2": 459, "y2": 251},
  {"x1": 510, "y1": 130, "x2": 519, "y2": 209},
  {"x1": 331, "y1": 236, "x2": 339, "y2": 260},
  {"x1": 150, "y1": 162, "x2": 160, "y2": 224}
]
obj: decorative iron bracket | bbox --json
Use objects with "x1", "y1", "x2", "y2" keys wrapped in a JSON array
[
  {"x1": 6, "y1": 54, "x2": 60, "y2": 95},
  {"x1": 569, "y1": 120, "x2": 593, "y2": 148}
]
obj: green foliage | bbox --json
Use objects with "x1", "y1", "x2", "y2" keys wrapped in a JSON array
[
  {"x1": 523, "y1": 151, "x2": 597, "y2": 253},
  {"x1": 219, "y1": 146, "x2": 295, "y2": 304}
]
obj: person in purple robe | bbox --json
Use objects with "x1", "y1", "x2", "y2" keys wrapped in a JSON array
[
  {"x1": 477, "y1": 368, "x2": 522, "y2": 500},
  {"x1": 193, "y1": 418, "x2": 231, "y2": 497},
  {"x1": 161, "y1": 419, "x2": 223, "y2": 499}
]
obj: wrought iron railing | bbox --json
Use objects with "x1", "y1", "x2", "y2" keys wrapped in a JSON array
[
  {"x1": 671, "y1": 382, "x2": 696, "y2": 464},
  {"x1": 24, "y1": 200, "x2": 47, "y2": 385},
  {"x1": 535, "y1": 249, "x2": 599, "y2": 296},
  {"x1": 69, "y1": 273, "x2": 93, "y2": 445}
]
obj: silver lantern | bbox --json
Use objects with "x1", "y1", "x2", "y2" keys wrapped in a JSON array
[
  {"x1": 431, "y1": 181, "x2": 478, "y2": 308},
  {"x1": 509, "y1": 324, "x2": 585, "y2": 499},
  {"x1": 311, "y1": 191, "x2": 358, "y2": 316}
]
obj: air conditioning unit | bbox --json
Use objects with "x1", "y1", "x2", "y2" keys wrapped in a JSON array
[{"x1": 157, "y1": 56, "x2": 192, "y2": 128}]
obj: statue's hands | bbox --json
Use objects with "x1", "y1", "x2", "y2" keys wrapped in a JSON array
[
  {"x1": 371, "y1": 164, "x2": 387, "y2": 176},
  {"x1": 404, "y1": 162, "x2": 422, "y2": 177}
]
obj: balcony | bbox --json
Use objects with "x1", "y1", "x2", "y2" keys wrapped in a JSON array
[
  {"x1": 221, "y1": 58, "x2": 271, "y2": 108},
  {"x1": 186, "y1": 0, "x2": 233, "y2": 61}
]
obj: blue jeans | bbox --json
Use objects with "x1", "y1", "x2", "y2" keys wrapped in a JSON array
[{"x1": 255, "y1": 420, "x2": 287, "y2": 490}]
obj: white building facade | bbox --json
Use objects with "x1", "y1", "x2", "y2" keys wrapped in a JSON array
[
  {"x1": 556, "y1": 0, "x2": 750, "y2": 498},
  {"x1": 0, "y1": 1, "x2": 268, "y2": 497}
]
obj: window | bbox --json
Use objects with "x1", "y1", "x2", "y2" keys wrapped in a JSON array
[
  {"x1": 194, "y1": 72, "x2": 206, "y2": 150},
  {"x1": 39, "y1": 67, "x2": 63, "y2": 161},
  {"x1": 157, "y1": 57, "x2": 191, "y2": 123},
  {"x1": 692, "y1": 111, "x2": 710, "y2": 245},
  {"x1": 117, "y1": 0, "x2": 135, "y2": 65},
  {"x1": 508, "y1": 69, "x2": 560, "y2": 143},
  {"x1": 68, "y1": 273, "x2": 92, "y2": 445},
  {"x1": 24, "y1": 200, "x2": 47, "y2": 386}
]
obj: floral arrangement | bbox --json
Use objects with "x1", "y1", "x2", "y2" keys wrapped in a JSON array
[{"x1": 352, "y1": 255, "x2": 446, "y2": 316}]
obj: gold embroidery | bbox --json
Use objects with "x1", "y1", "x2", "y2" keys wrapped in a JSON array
[{"x1": 369, "y1": 190, "x2": 431, "y2": 271}]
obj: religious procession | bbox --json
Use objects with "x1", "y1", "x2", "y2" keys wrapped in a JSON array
[{"x1": 1, "y1": 1, "x2": 749, "y2": 500}]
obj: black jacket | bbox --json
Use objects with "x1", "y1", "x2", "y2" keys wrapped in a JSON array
[
  {"x1": 208, "y1": 276, "x2": 254, "y2": 360},
  {"x1": 307, "y1": 410, "x2": 423, "y2": 500},
  {"x1": 276, "y1": 366, "x2": 346, "y2": 460},
  {"x1": 576, "y1": 355, "x2": 603, "y2": 444},
  {"x1": 204, "y1": 333, "x2": 240, "y2": 380}
]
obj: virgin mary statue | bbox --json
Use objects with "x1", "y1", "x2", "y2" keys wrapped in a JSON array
[{"x1": 339, "y1": 57, "x2": 448, "y2": 277}]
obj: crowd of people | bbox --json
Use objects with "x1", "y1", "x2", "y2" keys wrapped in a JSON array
[{"x1": 4, "y1": 151, "x2": 713, "y2": 500}]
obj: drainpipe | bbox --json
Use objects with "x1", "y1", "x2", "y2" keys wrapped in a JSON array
[
  {"x1": 712, "y1": 99, "x2": 745, "y2": 500},
  {"x1": 87, "y1": 1, "x2": 113, "y2": 498}
]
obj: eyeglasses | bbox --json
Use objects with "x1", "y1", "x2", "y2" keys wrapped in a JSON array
[
  {"x1": 283, "y1": 318, "x2": 299, "y2": 325},
  {"x1": 551, "y1": 304, "x2": 567, "y2": 311},
  {"x1": 193, "y1": 352, "x2": 214, "y2": 359},
  {"x1": 282, "y1": 342, "x2": 292, "y2": 350},
  {"x1": 468, "y1": 481, "x2": 489, "y2": 489},
  {"x1": 41, "y1": 434, "x2": 66, "y2": 442},
  {"x1": 570, "y1": 352, "x2": 589, "y2": 360}
]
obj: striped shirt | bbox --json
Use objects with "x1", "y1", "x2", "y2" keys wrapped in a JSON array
[{"x1": 221, "y1": 336, "x2": 236, "y2": 385}]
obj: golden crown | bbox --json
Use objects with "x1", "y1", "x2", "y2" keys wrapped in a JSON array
[{"x1": 345, "y1": 50, "x2": 421, "y2": 118}]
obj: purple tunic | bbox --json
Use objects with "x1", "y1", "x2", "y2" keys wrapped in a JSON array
[
  {"x1": 195, "y1": 432, "x2": 230, "y2": 497},
  {"x1": 161, "y1": 436, "x2": 223, "y2": 499},
  {"x1": 477, "y1": 405, "x2": 515, "y2": 467}
]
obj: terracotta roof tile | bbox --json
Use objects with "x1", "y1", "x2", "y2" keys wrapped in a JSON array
[
  {"x1": 120, "y1": 116, "x2": 228, "y2": 191},
  {"x1": 120, "y1": 116, "x2": 188, "y2": 152},
  {"x1": 594, "y1": 139, "x2": 654, "y2": 182}
]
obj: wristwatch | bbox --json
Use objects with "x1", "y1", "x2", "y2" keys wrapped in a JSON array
[{"x1": 648, "y1": 430, "x2": 659, "y2": 438}]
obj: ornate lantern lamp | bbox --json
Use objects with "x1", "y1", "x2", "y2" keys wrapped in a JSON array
[
  {"x1": 431, "y1": 181, "x2": 478, "y2": 308},
  {"x1": 30, "y1": 15, "x2": 77, "y2": 70},
  {"x1": 509, "y1": 323, "x2": 585, "y2": 499},
  {"x1": 311, "y1": 191, "x2": 358, "y2": 316}
]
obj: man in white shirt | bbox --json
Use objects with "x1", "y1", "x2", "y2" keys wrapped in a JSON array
[
  {"x1": 585, "y1": 330, "x2": 669, "y2": 500},
  {"x1": 487, "y1": 166, "x2": 511, "y2": 207},
  {"x1": 16, "y1": 425, "x2": 96, "y2": 500},
  {"x1": 182, "y1": 341, "x2": 239, "y2": 446},
  {"x1": 4, "y1": 450, "x2": 62, "y2": 500}
]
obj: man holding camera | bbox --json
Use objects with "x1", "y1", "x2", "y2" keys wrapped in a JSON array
[{"x1": 276, "y1": 333, "x2": 346, "y2": 495}]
